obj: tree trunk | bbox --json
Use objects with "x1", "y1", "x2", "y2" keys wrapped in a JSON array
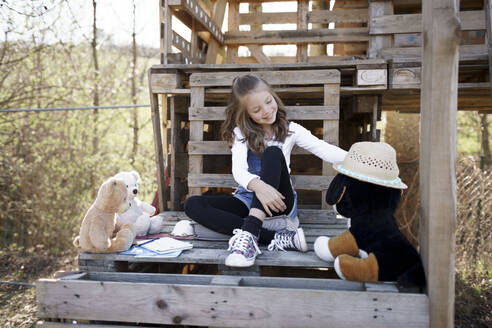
[
  {"x1": 91, "y1": 0, "x2": 100, "y2": 197},
  {"x1": 479, "y1": 113, "x2": 491, "y2": 167},
  {"x1": 131, "y1": 0, "x2": 139, "y2": 166}
]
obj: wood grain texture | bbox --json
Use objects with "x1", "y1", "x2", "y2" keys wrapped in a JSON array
[
  {"x1": 420, "y1": 1, "x2": 459, "y2": 327},
  {"x1": 190, "y1": 69, "x2": 340, "y2": 86},
  {"x1": 37, "y1": 275, "x2": 429, "y2": 327}
]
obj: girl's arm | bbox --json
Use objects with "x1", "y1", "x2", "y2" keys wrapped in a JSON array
[
  {"x1": 231, "y1": 127, "x2": 260, "y2": 191},
  {"x1": 291, "y1": 122, "x2": 347, "y2": 163}
]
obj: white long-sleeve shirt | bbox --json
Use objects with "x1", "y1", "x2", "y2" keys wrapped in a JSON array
[{"x1": 231, "y1": 122, "x2": 348, "y2": 191}]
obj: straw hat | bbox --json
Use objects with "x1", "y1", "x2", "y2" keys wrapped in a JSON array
[{"x1": 333, "y1": 142, "x2": 407, "y2": 189}]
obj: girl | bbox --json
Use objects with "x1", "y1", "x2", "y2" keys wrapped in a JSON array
[{"x1": 184, "y1": 74, "x2": 347, "y2": 267}]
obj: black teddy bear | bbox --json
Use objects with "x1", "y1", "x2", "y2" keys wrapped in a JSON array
[{"x1": 314, "y1": 142, "x2": 426, "y2": 288}]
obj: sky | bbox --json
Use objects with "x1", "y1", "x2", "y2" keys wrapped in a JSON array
[{"x1": 1, "y1": 0, "x2": 161, "y2": 48}]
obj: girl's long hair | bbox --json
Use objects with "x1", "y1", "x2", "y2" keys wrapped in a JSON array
[{"x1": 220, "y1": 75, "x2": 289, "y2": 155}]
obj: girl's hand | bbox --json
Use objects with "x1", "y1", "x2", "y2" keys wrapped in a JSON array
[{"x1": 248, "y1": 178, "x2": 286, "y2": 217}]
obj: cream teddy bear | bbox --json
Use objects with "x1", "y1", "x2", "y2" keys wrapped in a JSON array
[
  {"x1": 114, "y1": 171, "x2": 163, "y2": 236},
  {"x1": 73, "y1": 177, "x2": 135, "y2": 253}
]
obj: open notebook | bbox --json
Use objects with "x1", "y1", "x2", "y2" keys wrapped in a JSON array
[{"x1": 140, "y1": 237, "x2": 193, "y2": 254}]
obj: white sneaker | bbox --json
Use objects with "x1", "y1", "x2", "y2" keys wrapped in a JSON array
[
  {"x1": 225, "y1": 229, "x2": 261, "y2": 267},
  {"x1": 267, "y1": 228, "x2": 308, "y2": 252},
  {"x1": 263, "y1": 215, "x2": 299, "y2": 232}
]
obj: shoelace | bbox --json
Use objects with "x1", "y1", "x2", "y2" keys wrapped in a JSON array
[
  {"x1": 267, "y1": 231, "x2": 296, "y2": 251},
  {"x1": 228, "y1": 229, "x2": 262, "y2": 255}
]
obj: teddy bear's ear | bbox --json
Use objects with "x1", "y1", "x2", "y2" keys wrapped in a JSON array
[
  {"x1": 325, "y1": 174, "x2": 349, "y2": 205},
  {"x1": 130, "y1": 171, "x2": 141, "y2": 183}
]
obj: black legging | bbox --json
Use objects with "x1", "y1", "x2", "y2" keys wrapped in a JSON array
[{"x1": 184, "y1": 146, "x2": 294, "y2": 244}]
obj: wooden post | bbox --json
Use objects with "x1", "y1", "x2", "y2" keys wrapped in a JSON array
[
  {"x1": 149, "y1": 71, "x2": 168, "y2": 212},
  {"x1": 420, "y1": 1, "x2": 460, "y2": 327},
  {"x1": 160, "y1": 0, "x2": 173, "y2": 64},
  {"x1": 188, "y1": 87, "x2": 205, "y2": 196},
  {"x1": 485, "y1": 0, "x2": 492, "y2": 99},
  {"x1": 296, "y1": 0, "x2": 308, "y2": 62},
  {"x1": 322, "y1": 84, "x2": 340, "y2": 209}
]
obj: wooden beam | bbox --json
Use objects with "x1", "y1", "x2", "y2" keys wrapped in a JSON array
[
  {"x1": 370, "y1": 10, "x2": 485, "y2": 35},
  {"x1": 148, "y1": 71, "x2": 167, "y2": 212},
  {"x1": 485, "y1": 0, "x2": 492, "y2": 100},
  {"x1": 190, "y1": 69, "x2": 340, "y2": 86},
  {"x1": 224, "y1": 28, "x2": 370, "y2": 45},
  {"x1": 205, "y1": 0, "x2": 227, "y2": 64},
  {"x1": 420, "y1": 1, "x2": 459, "y2": 327},
  {"x1": 188, "y1": 87, "x2": 204, "y2": 196},
  {"x1": 247, "y1": 45, "x2": 272, "y2": 64},
  {"x1": 188, "y1": 173, "x2": 335, "y2": 190},
  {"x1": 226, "y1": 1, "x2": 239, "y2": 63},
  {"x1": 296, "y1": 0, "x2": 308, "y2": 62},
  {"x1": 189, "y1": 105, "x2": 339, "y2": 121},
  {"x1": 188, "y1": 141, "x2": 329, "y2": 155}
]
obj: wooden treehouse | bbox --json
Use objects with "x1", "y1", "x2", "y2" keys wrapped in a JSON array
[{"x1": 36, "y1": 0, "x2": 479, "y2": 327}]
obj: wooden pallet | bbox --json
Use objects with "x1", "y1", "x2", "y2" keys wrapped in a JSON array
[
  {"x1": 78, "y1": 209, "x2": 348, "y2": 274},
  {"x1": 148, "y1": 62, "x2": 387, "y2": 210},
  {"x1": 36, "y1": 270, "x2": 429, "y2": 328}
]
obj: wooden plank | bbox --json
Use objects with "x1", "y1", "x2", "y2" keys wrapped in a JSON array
[
  {"x1": 486, "y1": 0, "x2": 492, "y2": 100},
  {"x1": 189, "y1": 87, "x2": 204, "y2": 196},
  {"x1": 309, "y1": 8, "x2": 368, "y2": 24},
  {"x1": 37, "y1": 322, "x2": 154, "y2": 328},
  {"x1": 322, "y1": 84, "x2": 340, "y2": 209},
  {"x1": 150, "y1": 59, "x2": 387, "y2": 71},
  {"x1": 189, "y1": 105, "x2": 339, "y2": 121},
  {"x1": 226, "y1": 1, "x2": 239, "y2": 63},
  {"x1": 394, "y1": 33, "x2": 421, "y2": 47},
  {"x1": 380, "y1": 44, "x2": 488, "y2": 60},
  {"x1": 188, "y1": 173, "x2": 334, "y2": 190},
  {"x1": 188, "y1": 141, "x2": 331, "y2": 155},
  {"x1": 224, "y1": 28, "x2": 370, "y2": 45},
  {"x1": 420, "y1": 1, "x2": 459, "y2": 327},
  {"x1": 370, "y1": 10, "x2": 485, "y2": 35},
  {"x1": 247, "y1": 45, "x2": 272, "y2": 64},
  {"x1": 150, "y1": 73, "x2": 181, "y2": 93},
  {"x1": 237, "y1": 9, "x2": 369, "y2": 26},
  {"x1": 78, "y1": 249, "x2": 333, "y2": 267},
  {"x1": 170, "y1": 96, "x2": 189, "y2": 210},
  {"x1": 357, "y1": 69, "x2": 387, "y2": 86},
  {"x1": 190, "y1": 69, "x2": 340, "y2": 86},
  {"x1": 37, "y1": 276, "x2": 429, "y2": 327},
  {"x1": 296, "y1": 0, "x2": 308, "y2": 62},
  {"x1": 158, "y1": 209, "x2": 343, "y2": 223}
]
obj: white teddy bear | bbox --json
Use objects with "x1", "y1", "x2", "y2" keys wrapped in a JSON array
[{"x1": 114, "y1": 171, "x2": 163, "y2": 237}]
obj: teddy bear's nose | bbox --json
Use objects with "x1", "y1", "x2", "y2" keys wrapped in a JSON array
[{"x1": 133, "y1": 189, "x2": 138, "y2": 195}]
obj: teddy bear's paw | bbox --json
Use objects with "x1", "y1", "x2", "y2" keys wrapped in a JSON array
[
  {"x1": 334, "y1": 253, "x2": 379, "y2": 283},
  {"x1": 148, "y1": 216, "x2": 164, "y2": 235},
  {"x1": 314, "y1": 236, "x2": 335, "y2": 262},
  {"x1": 134, "y1": 215, "x2": 151, "y2": 236}
]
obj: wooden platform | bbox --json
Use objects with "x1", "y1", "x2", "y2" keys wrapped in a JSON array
[
  {"x1": 78, "y1": 209, "x2": 348, "y2": 274},
  {"x1": 36, "y1": 271, "x2": 429, "y2": 328}
]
